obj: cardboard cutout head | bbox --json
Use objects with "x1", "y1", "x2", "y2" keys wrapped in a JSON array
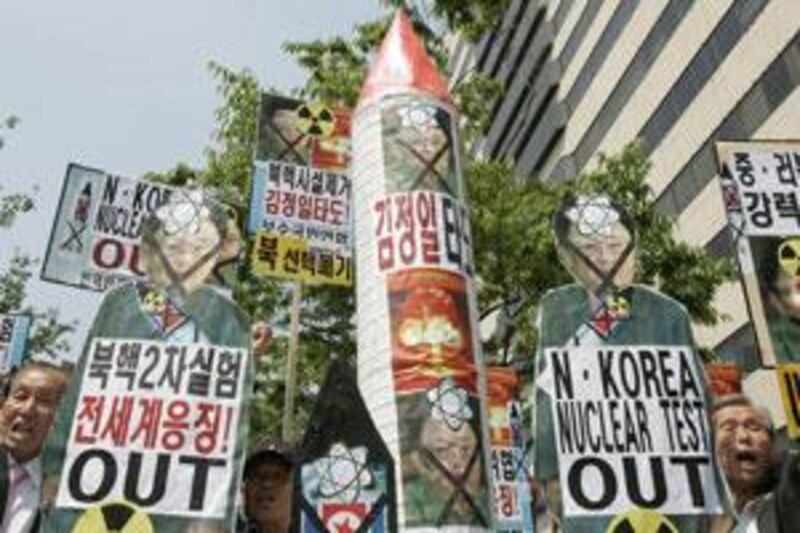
[
  {"x1": 140, "y1": 190, "x2": 235, "y2": 296},
  {"x1": 554, "y1": 195, "x2": 636, "y2": 296}
]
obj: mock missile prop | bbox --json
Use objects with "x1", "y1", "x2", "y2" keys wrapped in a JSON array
[
  {"x1": 352, "y1": 11, "x2": 493, "y2": 530},
  {"x1": 294, "y1": 360, "x2": 397, "y2": 532}
]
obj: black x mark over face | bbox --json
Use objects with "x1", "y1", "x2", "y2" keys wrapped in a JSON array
[
  {"x1": 556, "y1": 196, "x2": 637, "y2": 299},
  {"x1": 141, "y1": 192, "x2": 226, "y2": 297}
]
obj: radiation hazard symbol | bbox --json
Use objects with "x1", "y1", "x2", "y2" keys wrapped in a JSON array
[
  {"x1": 778, "y1": 239, "x2": 800, "y2": 277},
  {"x1": 608, "y1": 295, "x2": 630, "y2": 317},
  {"x1": 296, "y1": 102, "x2": 335, "y2": 138},
  {"x1": 72, "y1": 501, "x2": 154, "y2": 533},
  {"x1": 606, "y1": 508, "x2": 677, "y2": 533}
]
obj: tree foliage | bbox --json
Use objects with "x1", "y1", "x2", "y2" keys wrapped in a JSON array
[
  {"x1": 468, "y1": 145, "x2": 737, "y2": 363},
  {"x1": 382, "y1": 0, "x2": 511, "y2": 41},
  {"x1": 0, "y1": 189, "x2": 74, "y2": 359},
  {"x1": 145, "y1": 0, "x2": 732, "y2": 438}
]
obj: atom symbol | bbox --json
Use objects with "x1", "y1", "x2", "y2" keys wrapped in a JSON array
[
  {"x1": 155, "y1": 190, "x2": 210, "y2": 236},
  {"x1": 397, "y1": 104, "x2": 438, "y2": 133},
  {"x1": 312, "y1": 443, "x2": 372, "y2": 503},
  {"x1": 427, "y1": 378, "x2": 473, "y2": 431},
  {"x1": 565, "y1": 195, "x2": 621, "y2": 237}
]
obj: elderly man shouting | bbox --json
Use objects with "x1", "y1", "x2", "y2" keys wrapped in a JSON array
[
  {"x1": 0, "y1": 363, "x2": 68, "y2": 532},
  {"x1": 712, "y1": 394, "x2": 800, "y2": 532}
]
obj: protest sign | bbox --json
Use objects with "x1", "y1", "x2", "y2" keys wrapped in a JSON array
[
  {"x1": 248, "y1": 161, "x2": 352, "y2": 285},
  {"x1": 54, "y1": 338, "x2": 248, "y2": 520},
  {"x1": 0, "y1": 313, "x2": 32, "y2": 371},
  {"x1": 42, "y1": 163, "x2": 176, "y2": 292},
  {"x1": 777, "y1": 363, "x2": 800, "y2": 438},
  {"x1": 537, "y1": 345, "x2": 721, "y2": 517},
  {"x1": 249, "y1": 94, "x2": 353, "y2": 286},
  {"x1": 255, "y1": 94, "x2": 350, "y2": 172},
  {"x1": 295, "y1": 360, "x2": 396, "y2": 532},
  {"x1": 716, "y1": 140, "x2": 800, "y2": 365},
  {"x1": 353, "y1": 11, "x2": 493, "y2": 530},
  {"x1": 487, "y1": 367, "x2": 533, "y2": 532}
]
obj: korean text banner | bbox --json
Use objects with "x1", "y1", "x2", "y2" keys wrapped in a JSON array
[
  {"x1": 249, "y1": 93, "x2": 353, "y2": 286},
  {"x1": 487, "y1": 367, "x2": 534, "y2": 531},
  {"x1": 716, "y1": 140, "x2": 800, "y2": 365},
  {"x1": 248, "y1": 161, "x2": 352, "y2": 286},
  {"x1": 42, "y1": 163, "x2": 176, "y2": 292},
  {"x1": 537, "y1": 345, "x2": 722, "y2": 517},
  {"x1": 0, "y1": 313, "x2": 32, "y2": 371},
  {"x1": 54, "y1": 338, "x2": 248, "y2": 521}
]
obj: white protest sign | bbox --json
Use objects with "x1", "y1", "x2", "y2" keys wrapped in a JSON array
[
  {"x1": 537, "y1": 345, "x2": 722, "y2": 517},
  {"x1": 56, "y1": 338, "x2": 248, "y2": 518},
  {"x1": 722, "y1": 147, "x2": 800, "y2": 236},
  {"x1": 42, "y1": 164, "x2": 177, "y2": 292}
]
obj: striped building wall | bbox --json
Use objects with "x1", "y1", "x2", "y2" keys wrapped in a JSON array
[{"x1": 449, "y1": 0, "x2": 800, "y2": 420}]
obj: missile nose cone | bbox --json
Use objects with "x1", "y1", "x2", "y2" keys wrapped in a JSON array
[{"x1": 359, "y1": 10, "x2": 452, "y2": 105}]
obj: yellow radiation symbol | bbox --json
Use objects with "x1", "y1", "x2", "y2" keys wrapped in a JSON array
[
  {"x1": 608, "y1": 295, "x2": 630, "y2": 316},
  {"x1": 296, "y1": 101, "x2": 335, "y2": 138},
  {"x1": 778, "y1": 238, "x2": 800, "y2": 277},
  {"x1": 606, "y1": 507, "x2": 678, "y2": 533},
  {"x1": 73, "y1": 501, "x2": 154, "y2": 533}
]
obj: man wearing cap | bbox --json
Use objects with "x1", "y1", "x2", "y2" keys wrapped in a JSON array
[{"x1": 238, "y1": 438, "x2": 295, "y2": 533}]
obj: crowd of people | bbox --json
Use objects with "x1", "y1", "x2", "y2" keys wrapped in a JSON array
[
  {"x1": 1, "y1": 192, "x2": 798, "y2": 532},
  {"x1": 1, "y1": 360, "x2": 799, "y2": 531}
]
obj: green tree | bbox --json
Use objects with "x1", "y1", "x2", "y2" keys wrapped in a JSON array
[
  {"x1": 468, "y1": 145, "x2": 737, "y2": 364},
  {"x1": 0, "y1": 124, "x2": 75, "y2": 359},
  {"x1": 149, "y1": 1, "x2": 732, "y2": 438}
]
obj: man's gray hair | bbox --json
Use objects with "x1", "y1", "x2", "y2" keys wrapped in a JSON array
[{"x1": 712, "y1": 393, "x2": 774, "y2": 437}]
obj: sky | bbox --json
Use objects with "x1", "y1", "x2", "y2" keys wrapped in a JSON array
[{"x1": 0, "y1": 0, "x2": 384, "y2": 361}]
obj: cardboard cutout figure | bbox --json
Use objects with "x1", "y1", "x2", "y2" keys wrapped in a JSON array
[
  {"x1": 353, "y1": 11, "x2": 493, "y2": 531},
  {"x1": 42, "y1": 189, "x2": 253, "y2": 532},
  {"x1": 532, "y1": 195, "x2": 728, "y2": 532},
  {"x1": 293, "y1": 360, "x2": 396, "y2": 533}
]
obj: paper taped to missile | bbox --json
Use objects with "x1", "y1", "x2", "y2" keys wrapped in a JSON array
[{"x1": 353, "y1": 10, "x2": 493, "y2": 531}]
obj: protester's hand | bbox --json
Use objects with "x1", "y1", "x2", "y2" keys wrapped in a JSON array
[{"x1": 252, "y1": 322, "x2": 273, "y2": 357}]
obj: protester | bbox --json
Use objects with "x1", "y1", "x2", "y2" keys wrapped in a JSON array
[
  {"x1": 238, "y1": 437, "x2": 295, "y2": 533},
  {"x1": 0, "y1": 362, "x2": 68, "y2": 532},
  {"x1": 711, "y1": 393, "x2": 800, "y2": 532}
]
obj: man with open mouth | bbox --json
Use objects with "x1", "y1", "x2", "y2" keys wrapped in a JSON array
[
  {"x1": 237, "y1": 437, "x2": 296, "y2": 533},
  {"x1": 0, "y1": 362, "x2": 68, "y2": 532},
  {"x1": 712, "y1": 393, "x2": 800, "y2": 532}
]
